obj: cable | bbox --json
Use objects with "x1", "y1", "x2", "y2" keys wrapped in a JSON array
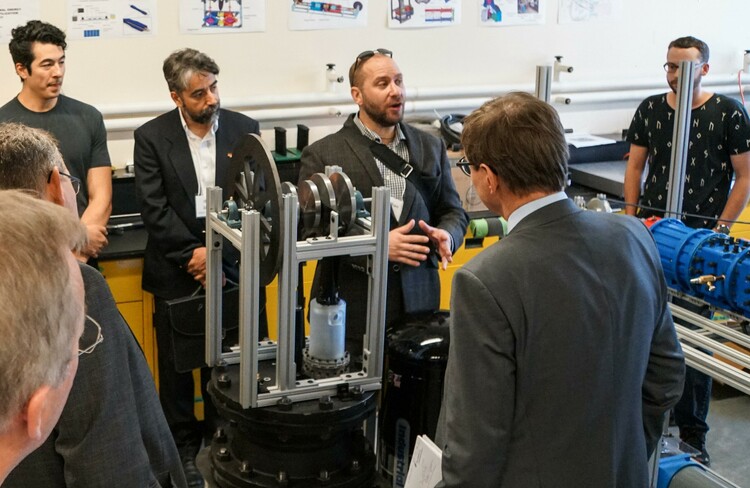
[
  {"x1": 439, "y1": 114, "x2": 465, "y2": 150},
  {"x1": 606, "y1": 198, "x2": 750, "y2": 227}
]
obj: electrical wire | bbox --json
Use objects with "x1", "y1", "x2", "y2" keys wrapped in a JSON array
[{"x1": 606, "y1": 197, "x2": 750, "y2": 227}]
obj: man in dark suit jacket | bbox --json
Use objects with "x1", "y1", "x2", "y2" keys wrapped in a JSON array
[
  {"x1": 134, "y1": 48, "x2": 261, "y2": 487},
  {"x1": 0, "y1": 123, "x2": 185, "y2": 488},
  {"x1": 299, "y1": 49, "x2": 467, "y2": 358},
  {"x1": 436, "y1": 93, "x2": 686, "y2": 487}
]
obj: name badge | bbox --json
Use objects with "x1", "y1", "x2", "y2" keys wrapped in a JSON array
[
  {"x1": 195, "y1": 194, "x2": 207, "y2": 218},
  {"x1": 391, "y1": 196, "x2": 404, "y2": 222}
]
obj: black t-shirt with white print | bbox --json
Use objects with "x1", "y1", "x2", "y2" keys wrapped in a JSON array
[{"x1": 626, "y1": 93, "x2": 750, "y2": 228}]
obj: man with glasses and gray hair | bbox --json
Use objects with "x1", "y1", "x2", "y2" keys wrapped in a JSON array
[
  {"x1": 436, "y1": 92, "x2": 685, "y2": 488},
  {"x1": 624, "y1": 36, "x2": 750, "y2": 465},
  {"x1": 0, "y1": 190, "x2": 86, "y2": 485},
  {"x1": 299, "y1": 48, "x2": 468, "y2": 360},
  {"x1": 0, "y1": 122, "x2": 186, "y2": 488}
]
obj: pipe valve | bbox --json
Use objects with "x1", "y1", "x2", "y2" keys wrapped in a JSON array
[
  {"x1": 690, "y1": 274, "x2": 725, "y2": 292},
  {"x1": 326, "y1": 63, "x2": 344, "y2": 91},
  {"x1": 554, "y1": 56, "x2": 574, "y2": 81}
]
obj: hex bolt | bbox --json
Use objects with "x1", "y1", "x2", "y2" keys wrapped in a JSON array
[
  {"x1": 278, "y1": 396, "x2": 293, "y2": 411},
  {"x1": 351, "y1": 459, "x2": 360, "y2": 472},
  {"x1": 277, "y1": 471, "x2": 289, "y2": 486},
  {"x1": 213, "y1": 427, "x2": 227, "y2": 443},
  {"x1": 240, "y1": 461, "x2": 253, "y2": 476},
  {"x1": 217, "y1": 446, "x2": 231, "y2": 462},
  {"x1": 319, "y1": 395, "x2": 334, "y2": 411},
  {"x1": 217, "y1": 373, "x2": 232, "y2": 388},
  {"x1": 319, "y1": 469, "x2": 330, "y2": 482}
]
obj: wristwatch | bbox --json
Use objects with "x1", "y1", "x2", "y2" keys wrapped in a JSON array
[{"x1": 714, "y1": 224, "x2": 730, "y2": 235}]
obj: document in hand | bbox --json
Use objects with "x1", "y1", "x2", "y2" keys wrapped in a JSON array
[{"x1": 404, "y1": 435, "x2": 443, "y2": 488}]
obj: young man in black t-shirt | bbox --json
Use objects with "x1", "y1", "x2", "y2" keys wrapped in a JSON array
[{"x1": 624, "y1": 35, "x2": 750, "y2": 467}]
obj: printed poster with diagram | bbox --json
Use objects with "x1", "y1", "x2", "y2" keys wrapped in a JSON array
[
  {"x1": 558, "y1": 0, "x2": 621, "y2": 24},
  {"x1": 0, "y1": 1, "x2": 40, "y2": 44},
  {"x1": 388, "y1": 0, "x2": 462, "y2": 29},
  {"x1": 67, "y1": 0, "x2": 158, "y2": 39},
  {"x1": 288, "y1": 0, "x2": 369, "y2": 31},
  {"x1": 479, "y1": 0, "x2": 545, "y2": 26},
  {"x1": 179, "y1": 0, "x2": 266, "y2": 34}
]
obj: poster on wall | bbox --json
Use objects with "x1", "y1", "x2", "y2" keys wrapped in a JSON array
[
  {"x1": 478, "y1": 0, "x2": 545, "y2": 26},
  {"x1": 558, "y1": 0, "x2": 621, "y2": 23},
  {"x1": 0, "y1": 1, "x2": 40, "y2": 43},
  {"x1": 288, "y1": 0, "x2": 368, "y2": 31},
  {"x1": 179, "y1": 0, "x2": 266, "y2": 34},
  {"x1": 388, "y1": 0, "x2": 462, "y2": 29},
  {"x1": 67, "y1": 0, "x2": 158, "y2": 39}
]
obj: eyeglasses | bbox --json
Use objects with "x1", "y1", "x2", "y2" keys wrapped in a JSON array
[
  {"x1": 663, "y1": 61, "x2": 705, "y2": 73},
  {"x1": 352, "y1": 48, "x2": 393, "y2": 77},
  {"x1": 456, "y1": 156, "x2": 474, "y2": 177},
  {"x1": 456, "y1": 156, "x2": 497, "y2": 177},
  {"x1": 48, "y1": 169, "x2": 81, "y2": 195},
  {"x1": 79, "y1": 314, "x2": 104, "y2": 356}
]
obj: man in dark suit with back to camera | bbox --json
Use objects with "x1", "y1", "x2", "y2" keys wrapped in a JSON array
[
  {"x1": 299, "y1": 48, "x2": 468, "y2": 359},
  {"x1": 0, "y1": 191, "x2": 86, "y2": 486},
  {"x1": 624, "y1": 36, "x2": 750, "y2": 466},
  {"x1": 135, "y1": 48, "x2": 263, "y2": 487},
  {"x1": 0, "y1": 122, "x2": 186, "y2": 488},
  {"x1": 436, "y1": 92, "x2": 685, "y2": 487}
]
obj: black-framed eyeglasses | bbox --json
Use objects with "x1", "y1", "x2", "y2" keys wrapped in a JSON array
[
  {"x1": 456, "y1": 156, "x2": 497, "y2": 177},
  {"x1": 48, "y1": 169, "x2": 81, "y2": 195},
  {"x1": 79, "y1": 314, "x2": 104, "y2": 356},
  {"x1": 352, "y1": 48, "x2": 393, "y2": 76},
  {"x1": 663, "y1": 61, "x2": 705, "y2": 73},
  {"x1": 456, "y1": 156, "x2": 473, "y2": 177}
]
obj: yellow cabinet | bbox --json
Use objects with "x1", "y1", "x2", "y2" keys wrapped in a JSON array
[{"x1": 99, "y1": 258, "x2": 158, "y2": 379}]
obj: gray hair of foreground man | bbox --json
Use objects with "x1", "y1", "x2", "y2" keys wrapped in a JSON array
[
  {"x1": 461, "y1": 92, "x2": 569, "y2": 195},
  {"x1": 162, "y1": 48, "x2": 220, "y2": 93},
  {"x1": 0, "y1": 190, "x2": 87, "y2": 433},
  {"x1": 0, "y1": 122, "x2": 62, "y2": 196}
]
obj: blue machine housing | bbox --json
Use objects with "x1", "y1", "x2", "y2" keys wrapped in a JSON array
[{"x1": 649, "y1": 218, "x2": 750, "y2": 315}]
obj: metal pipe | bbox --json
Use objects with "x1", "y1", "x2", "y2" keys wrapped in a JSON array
[
  {"x1": 666, "y1": 60, "x2": 696, "y2": 218},
  {"x1": 535, "y1": 65, "x2": 553, "y2": 102}
]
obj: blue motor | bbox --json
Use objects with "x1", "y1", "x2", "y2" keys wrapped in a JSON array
[{"x1": 649, "y1": 218, "x2": 750, "y2": 315}]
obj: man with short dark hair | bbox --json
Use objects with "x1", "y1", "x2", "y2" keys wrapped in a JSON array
[
  {"x1": 0, "y1": 20, "x2": 111, "y2": 261},
  {"x1": 299, "y1": 49, "x2": 468, "y2": 359},
  {"x1": 0, "y1": 190, "x2": 86, "y2": 485},
  {"x1": 135, "y1": 48, "x2": 263, "y2": 487},
  {"x1": 624, "y1": 35, "x2": 750, "y2": 465},
  {"x1": 436, "y1": 92, "x2": 685, "y2": 487},
  {"x1": 0, "y1": 122, "x2": 187, "y2": 488}
]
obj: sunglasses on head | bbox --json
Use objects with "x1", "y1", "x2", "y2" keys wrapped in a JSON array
[{"x1": 352, "y1": 48, "x2": 393, "y2": 76}]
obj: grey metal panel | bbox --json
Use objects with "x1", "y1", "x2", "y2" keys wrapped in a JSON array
[{"x1": 568, "y1": 160, "x2": 627, "y2": 196}]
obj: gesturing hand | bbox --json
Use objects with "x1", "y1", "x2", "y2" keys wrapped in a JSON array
[{"x1": 418, "y1": 220, "x2": 453, "y2": 270}]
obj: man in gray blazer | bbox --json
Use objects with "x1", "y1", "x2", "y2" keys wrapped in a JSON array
[
  {"x1": 299, "y1": 49, "x2": 468, "y2": 359},
  {"x1": 436, "y1": 93, "x2": 685, "y2": 487}
]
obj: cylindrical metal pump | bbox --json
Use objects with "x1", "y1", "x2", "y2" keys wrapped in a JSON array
[
  {"x1": 379, "y1": 312, "x2": 451, "y2": 487},
  {"x1": 309, "y1": 297, "x2": 347, "y2": 359}
]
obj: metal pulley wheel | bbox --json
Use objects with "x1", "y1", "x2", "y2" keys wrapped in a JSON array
[
  {"x1": 297, "y1": 178, "x2": 322, "y2": 238},
  {"x1": 329, "y1": 171, "x2": 356, "y2": 234},
  {"x1": 298, "y1": 173, "x2": 336, "y2": 237},
  {"x1": 226, "y1": 133, "x2": 283, "y2": 286}
]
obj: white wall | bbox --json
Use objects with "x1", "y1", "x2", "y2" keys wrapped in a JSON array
[{"x1": 2, "y1": 0, "x2": 750, "y2": 166}]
